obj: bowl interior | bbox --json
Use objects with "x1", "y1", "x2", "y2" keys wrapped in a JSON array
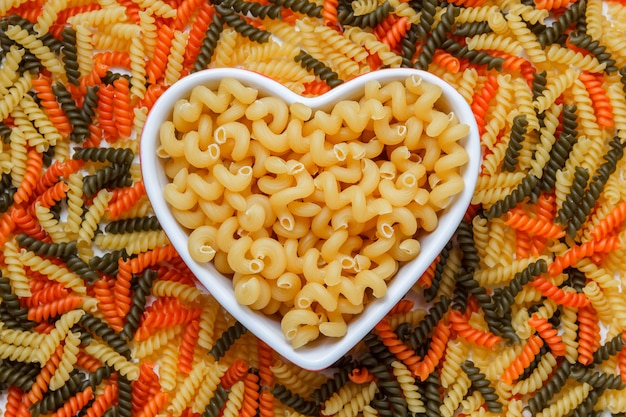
[{"x1": 140, "y1": 68, "x2": 481, "y2": 370}]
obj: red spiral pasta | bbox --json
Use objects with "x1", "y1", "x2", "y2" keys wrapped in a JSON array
[
  {"x1": 135, "y1": 297, "x2": 201, "y2": 340},
  {"x1": 29, "y1": 180, "x2": 69, "y2": 215},
  {"x1": 220, "y1": 358, "x2": 249, "y2": 389},
  {"x1": 4, "y1": 385, "x2": 22, "y2": 417},
  {"x1": 528, "y1": 314, "x2": 566, "y2": 357},
  {"x1": 449, "y1": 309, "x2": 502, "y2": 349},
  {"x1": 619, "y1": 347, "x2": 626, "y2": 383},
  {"x1": 302, "y1": 80, "x2": 332, "y2": 96},
  {"x1": 259, "y1": 390, "x2": 275, "y2": 417},
  {"x1": 118, "y1": 0, "x2": 141, "y2": 23},
  {"x1": 515, "y1": 229, "x2": 534, "y2": 258},
  {"x1": 157, "y1": 264, "x2": 196, "y2": 286},
  {"x1": 94, "y1": 51, "x2": 131, "y2": 70},
  {"x1": 78, "y1": 62, "x2": 109, "y2": 95},
  {"x1": 128, "y1": 244, "x2": 179, "y2": 274},
  {"x1": 577, "y1": 304, "x2": 601, "y2": 366},
  {"x1": 387, "y1": 299, "x2": 415, "y2": 316},
  {"x1": 417, "y1": 255, "x2": 439, "y2": 289},
  {"x1": 375, "y1": 318, "x2": 421, "y2": 371},
  {"x1": 549, "y1": 235, "x2": 621, "y2": 276},
  {"x1": 113, "y1": 77, "x2": 133, "y2": 140},
  {"x1": 501, "y1": 334, "x2": 544, "y2": 385}
]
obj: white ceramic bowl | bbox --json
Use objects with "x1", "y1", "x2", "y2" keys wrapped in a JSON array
[{"x1": 140, "y1": 68, "x2": 480, "y2": 370}]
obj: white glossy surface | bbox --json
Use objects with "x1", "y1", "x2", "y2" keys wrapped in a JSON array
[{"x1": 140, "y1": 68, "x2": 480, "y2": 370}]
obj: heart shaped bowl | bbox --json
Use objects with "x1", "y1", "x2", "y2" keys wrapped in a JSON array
[{"x1": 140, "y1": 68, "x2": 480, "y2": 370}]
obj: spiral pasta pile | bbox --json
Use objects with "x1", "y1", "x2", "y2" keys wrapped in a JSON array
[{"x1": 1, "y1": 0, "x2": 626, "y2": 415}]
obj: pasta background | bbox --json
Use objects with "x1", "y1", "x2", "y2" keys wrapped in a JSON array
[{"x1": 1, "y1": 0, "x2": 626, "y2": 415}]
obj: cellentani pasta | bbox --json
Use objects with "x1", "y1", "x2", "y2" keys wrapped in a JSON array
[
  {"x1": 159, "y1": 76, "x2": 469, "y2": 347},
  {"x1": 3, "y1": 0, "x2": 626, "y2": 415}
]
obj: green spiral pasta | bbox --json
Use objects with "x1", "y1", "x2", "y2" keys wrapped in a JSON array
[
  {"x1": 555, "y1": 166, "x2": 590, "y2": 226},
  {"x1": 537, "y1": 0, "x2": 586, "y2": 48},
  {"x1": 397, "y1": 295, "x2": 449, "y2": 351},
  {"x1": 592, "y1": 333, "x2": 625, "y2": 364},
  {"x1": 0, "y1": 276, "x2": 34, "y2": 329},
  {"x1": 216, "y1": 4, "x2": 271, "y2": 43},
  {"x1": 294, "y1": 49, "x2": 343, "y2": 87},
  {"x1": 15, "y1": 234, "x2": 76, "y2": 259},
  {"x1": 268, "y1": 0, "x2": 322, "y2": 18},
  {"x1": 569, "y1": 31, "x2": 617, "y2": 73},
  {"x1": 337, "y1": 0, "x2": 392, "y2": 28},
  {"x1": 60, "y1": 27, "x2": 79, "y2": 85},
  {"x1": 541, "y1": 108, "x2": 579, "y2": 191},
  {"x1": 493, "y1": 259, "x2": 547, "y2": 317},
  {"x1": 104, "y1": 216, "x2": 162, "y2": 234},
  {"x1": 192, "y1": 13, "x2": 224, "y2": 73},
  {"x1": 502, "y1": 115, "x2": 529, "y2": 172},
  {"x1": 209, "y1": 320, "x2": 247, "y2": 360},
  {"x1": 423, "y1": 372, "x2": 442, "y2": 417},
  {"x1": 400, "y1": 23, "x2": 419, "y2": 68},
  {"x1": 121, "y1": 269, "x2": 157, "y2": 341},
  {"x1": 52, "y1": 81, "x2": 89, "y2": 143},
  {"x1": 486, "y1": 174, "x2": 539, "y2": 219},
  {"x1": 89, "y1": 248, "x2": 129, "y2": 276},
  {"x1": 441, "y1": 37, "x2": 504, "y2": 70},
  {"x1": 453, "y1": 20, "x2": 492, "y2": 37},
  {"x1": 29, "y1": 371, "x2": 85, "y2": 417},
  {"x1": 0, "y1": 361, "x2": 36, "y2": 391},
  {"x1": 415, "y1": 4, "x2": 457, "y2": 70},
  {"x1": 461, "y1": 360, "x2": 502, "y2": 413},
  {"x1": 311, "y1": 360, "x2": 352, "y2": 404},
  {"x1": 222, "y1": 0, "x2": 282, "y2": 19},
  {"x1": 415, "y1": 0, "x2": 437, "y2": 41},
  {"x1": 80, "y1": 313, "x2": 131, "y2": 359},
  {"x1": 202, "y1": 384, "x2": 230, "y2": 417},
  {"x1": 73, "y1": 147, "x2": 135, "y2": 165},
  {"x1": 83, "y1": 164, "x2": 132, "y2": 198},
  {"x1": 423, "y1": 240, "x2": 453, "y2": 301},
  {"x1": 526, "y1": 359, "x2": 571, "y2": 415},
  {"x1": 272, "y1": 384, "x2": 320, "y2": 416}
]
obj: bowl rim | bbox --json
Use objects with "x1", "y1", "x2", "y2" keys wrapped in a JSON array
[{"x1": 140, "y1": 67, "x2": 481, "y2": 370}]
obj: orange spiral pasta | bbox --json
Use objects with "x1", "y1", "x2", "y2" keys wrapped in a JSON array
[
  {"x1": 135, "y1": 297, "x2": 201, "y2": 340},
  {"x1": 375, "y1": 318, "x2": 421, "y2": 371},
  {"x1": 577, "y1": 304, "x2": 600, "y2": 366},
  {"x1": 515, "y1": 229, "x2": 534, "y2": 258},
  {"x1": 417, "y1": 255, "x2": 439, "y2": 289},
  {"x1": 178, "y1": 319, "x2": 200, "y2": 374},
  {"x1": 85, "y1": 379, "x2": 118, "y2": 417},
  {"x1": 413, "y1": 319, "x2": 451, "y2": 381},
  {"x1": 114, "y1": 258, "x2": 133, "y2": 318},
  {"x1": 433, "y1": 50, "x2": 461, "y2": 73},
  {"x1": 157, "y1": 264, "x2": 196, "y2": 286},
  {"x1": 128, "y1": 244, "x2": 179, "y2": 274},
  {"x1": 78, "y1": 62, "x2": 109, "y2": 95},
  {"x1": 221, "y1": 358, "x2": 249, "y2": 389},
  {"x1": 529, "y1": 277, "x2": 590, "y2": 307},
  {"x1": 25, "y1": 282, "x2": 69, "y2": 307},
  {"x1": 27, "y1": 343, "x2": 65, "y2": 403},
  {"x1": 76, "y1": 351, "x2": 104, "y2": 372},
  {"x1": 534, "y1": 0, "x2": 575, "y2": 10},
  {"x1": 0, "y1": 211, "x2": 16, "y2": 247},
  {"x1": 471, "y1": 73, "x2": 499, "y2": 136},
  {"x1": 5, "y1": 385, "x2": 24, "y2": 417},
  {"x1": 387, "y1": 299, "x2": 415, "y2": 316},
  {"x1": 302, "y1": 80, "x2": 332, "y2": 96},
  {"x1": 94, "y1": 51, "x2": 131, "y2": 69},
  {"x1": 619, "y1": 348, "x2": 626, "y2": 383},
  {"x1": 380, "y1": 16, "x2": 410, "y2": 51},
  {"x1": 183, "y1": 3, "x2": 215, "y2": 67},
  {"x1": 579, "y1": 71, "x2": 614, "y2": 128},
  {"x1": 14, "y1": 149, "x2": 43, "y2": 205},
  {"x1": 11, "y1": 206, "x2": 49, "y2": 242},
  {"x1": 113, "y1": 77, "x2": 133, "y2": 139},
  {"x1": 259, "y1": 390, "x2": 275, "y2": 417},
  {"x1": 31, "y1": 73, "x2": 71, "y2": 136},
  {"x1": 140, "y1": 83, "x2": 168, "y2": 110},
  {"x1": 257, "y1": 338, "x2": 274, "y2": 387},
  {"x1": 93, "y1": 277, "x2": 124, "y2": 331},
  {"x1": 34, "y1": 159, "x2": 83, "y2": 195},
  {"x1": 136, "y1": 391, "x2": 168, "y2": 417},
  {"x1": 27, "y1": 295, "x2": 83, "y2": 321},
  {"x1": 590, "y1": 201, "x2": 626, "y2": 240},
  {"x1": 107, "y1": 180, "x2": 146, "y2": 219},
  {"x1": 173, "y1": 0, "x2": 205, "y2": 30},
  {"x1": 132, "y1": 363, "x2": 161, "y2": 413},
  {"x1": 348, "y1": 367, "x2": 375, "y2": 384},
  {"x1": 241, "y1": 372, "x2": 260, "y2": 417},
  {"x1": 146, "y1": 25, "x2": 175, "y2": 84},
  {"x1": 549, "y1": 235, "x2": 621, "y2": 276},
  {"x1": 30, "y1": 180, "x2": 69, "y2": 214},
  {"x1": 448, "y1": 309, "x2": 502, "y2": 349},
  {"x1": 322, "y1": 0, "x2": 339, "y2": 28},
  {"x1": 97, "y1": 84, "x2": 118, "y2": 142},
  {"x1": 501, "y1": 334, "x2": 544, "y2": 385},
  {"x1": 528, "y1": 314, "x2": 566, "y2": 357},
  {"x1": 506, "y1": 207, "x2": 565, "y2": 238}
]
